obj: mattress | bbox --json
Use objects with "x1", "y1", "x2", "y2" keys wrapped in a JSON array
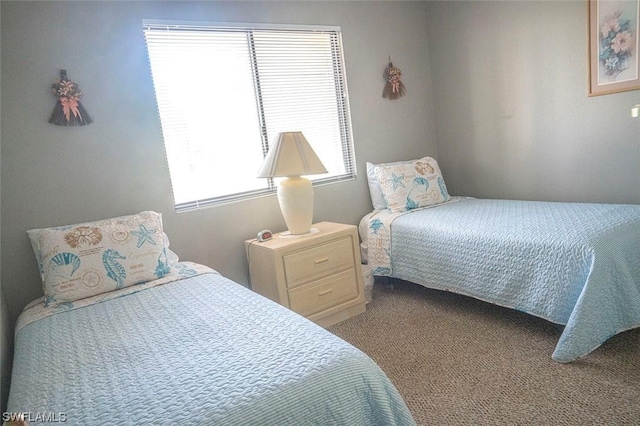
[
  {"x1": 7, "y1": 264, "x2": 415, "y2": 425},
  {"x1": 365, "y1": 198, "x2": 640, "y2": 362},
  {"x1": 358, "y1": 211, "x2": 376, "y2": 263}
]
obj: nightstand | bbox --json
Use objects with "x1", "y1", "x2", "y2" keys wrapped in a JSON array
[{"x1": 245, "y1": 222, "x2": 365, "y2": 327}]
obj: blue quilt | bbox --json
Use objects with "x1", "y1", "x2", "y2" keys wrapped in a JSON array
[
  {"x1": 8, "y1": 272, "x2": 415, "y2": 425},
  {"x1": 376, "y1": 198, "x2": 640, "y2": 363}
]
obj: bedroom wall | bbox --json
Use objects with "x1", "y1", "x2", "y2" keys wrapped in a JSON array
[
  {"x1": 1, "y1": 287, "x2": 9, "y2": 413},
  {"x1": 426, "y1": 1, "x2": 640, "y2": 204},
  {"x1": 1, "y1": 115, "x2": 9, "y2": 412},
  {"x1": 0, "y1": 1, "x2": 435, "y2": 325},
  {"x1": 0, "y1": 17, "x2": 9, "y2": 405}
]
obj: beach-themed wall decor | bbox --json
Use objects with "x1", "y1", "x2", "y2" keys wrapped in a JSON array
[
  {"x1": 382, "y1": 57, "x2": 406, "y2": 100},
  {"x1": 49, "y1": 69, "x2": 93, "y2": 126}
]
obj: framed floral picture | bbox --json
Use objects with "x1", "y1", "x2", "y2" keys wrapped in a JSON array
[{"x1": 588, "y1": 0, "x2": 640, "y2": 96}]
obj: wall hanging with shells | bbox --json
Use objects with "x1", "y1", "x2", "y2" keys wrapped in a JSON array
[
  {"x1": 382, "y1": 57, "x2": 406, "y2": 100},
  {"x1": 49, "y1": 69, "x2": 93, "y2": 126}
]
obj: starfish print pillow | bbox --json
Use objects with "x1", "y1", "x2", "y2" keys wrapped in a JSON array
[
  {"x1": 28, "y1": 211, "x2": 171, "y2": 307},
  {"x1": 374, "y1": 157, "x2": 450, "y2": 213}
]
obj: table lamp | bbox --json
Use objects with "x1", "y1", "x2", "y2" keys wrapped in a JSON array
[{"x1": 257, "y1": 132, "x2": 328, "y2": 235}]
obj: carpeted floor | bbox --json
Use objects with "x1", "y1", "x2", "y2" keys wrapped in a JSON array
[{"x1": 327, "y1": 279, "x2": 640, "y2": 425}]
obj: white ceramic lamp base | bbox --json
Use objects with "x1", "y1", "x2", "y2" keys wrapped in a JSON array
[{"x1": 277, "y1": 176, "x2": 314, "y2": 235}]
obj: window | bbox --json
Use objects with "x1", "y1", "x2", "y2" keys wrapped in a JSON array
[{"x1": 143, "y1": 20, "x2": 355, "y2": 211}]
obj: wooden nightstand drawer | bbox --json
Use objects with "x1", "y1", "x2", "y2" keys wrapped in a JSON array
[
  {"x1": 283, "y1": 236, "x2": 354, "y2": 288},
  {"x1": 288, "y1": 269, "x2": 358, "y2": 317}
]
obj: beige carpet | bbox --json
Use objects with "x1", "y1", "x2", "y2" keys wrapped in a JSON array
[{"x1": 327, "y1": 279, "x2": 640, "y2": 425}]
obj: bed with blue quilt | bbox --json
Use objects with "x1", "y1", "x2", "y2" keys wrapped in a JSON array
[
  {"x1": 364, "y1": 158, "x2": 640, "y2": 363},
  {"x1": 8, "y1": 211, "x2": 415, "y2": 425}
]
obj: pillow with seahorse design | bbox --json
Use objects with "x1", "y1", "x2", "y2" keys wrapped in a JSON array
[
  {"x1": 27, "y1": 211, "x2": 171, "y2": 307},
  {"x1": 373, "y1": 157, "x2": 450, "y2": 213}
]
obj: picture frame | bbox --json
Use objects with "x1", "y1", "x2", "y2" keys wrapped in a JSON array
[{"x1": 588, "y1": 0, "x2": 640, "y2": 96}]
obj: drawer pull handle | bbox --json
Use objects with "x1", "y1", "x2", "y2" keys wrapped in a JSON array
[
  {"x1": 318, "y1": 288, "x2": 333, "y2": 296},
  {"x1": 314, "y1": 257, "x2": 330, "y2": 264}
]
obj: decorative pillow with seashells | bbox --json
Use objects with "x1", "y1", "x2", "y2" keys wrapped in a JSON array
[
  {"x1": 373, "y1": 156, "x2": 450, "y2": 213},
  {"x1": 28, "y1": 211, "x2": 172, "y2": 307}
]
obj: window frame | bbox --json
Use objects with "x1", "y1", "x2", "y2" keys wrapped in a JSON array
[{"x1": 143, "y1": 20, "x2": 356, "y2": 212}]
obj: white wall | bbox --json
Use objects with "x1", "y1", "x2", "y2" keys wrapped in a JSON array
[
  {"x1": 0, "y1": 288, "x2": 9, "y2": 413},
  {"x1": 426, "y1": 1, "x2": 640, "y2": 204},
  {"x1": 0, "y1": 104, "x2": 8, "y2": 413},
  {"x1": 1, "y1": 1, "x2": 436, "y2": 325}
]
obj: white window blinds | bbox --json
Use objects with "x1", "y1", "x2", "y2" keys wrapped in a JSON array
[{"x1": 143, "y1": 21, "x2": 355, "y2": 211}]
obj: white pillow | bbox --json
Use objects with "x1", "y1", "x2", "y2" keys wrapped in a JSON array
[
  {"x1": 373, "y1": 157, "x2": 450, "y2": 213},
  {"x1": 367, "y1": 159, "x2": 419, "y2": 210},
  {"x1": 366, "y1": 162, "x2": 388, "y2": 210},
  {"x1": 28, "y1": 211, "x2": 173, "y2": 307}
]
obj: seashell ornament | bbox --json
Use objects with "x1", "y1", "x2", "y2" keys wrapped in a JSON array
[
  {"x1": 49, "y1": 69, "x2": 93, "y2": 126},
  {"x1": 382, "y1": 58, "x2": 406, "y2": 100}
]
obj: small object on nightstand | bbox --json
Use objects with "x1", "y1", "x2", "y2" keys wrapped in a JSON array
[
  {"x1": 245, "y1": 222, "x2": 366, "y2": 327},
  {"x1": 257, "y1": 229, "x2": 273, "y2": 242}
]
